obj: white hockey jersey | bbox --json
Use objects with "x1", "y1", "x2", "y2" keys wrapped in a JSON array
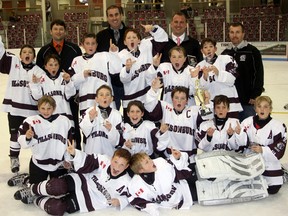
[
  {"x1": 18, "y1": 114, "x2": 74, "y2": 171},
  {"x1": 196, "y1": 118, "x2": 246, "y2": 152},
  {"x1": 79, "y1": 106, "x2": 122, "y2": 157},
  {"x1": 70, "y1": 150, "x2": 131, "y2": 212},
  {"x1": 145, "y1": 63, "x2": 201, "y2": 106},
  {"x1": 122, "y1": 120, "x2": 169, "y2": 156},
  {"x1": 119, "y1": 25, "x2": 168, "y2": 108},
  {"x1": 145, "y1": 88, "x2": 212, "y2": 162},
  {"x1": 196, "y1": 55, "x2": 242, "y2": 113},
  {"x1": 127, "y1": 156, "x2": 193, "y2": 215},
  {"x1": 241, "y1": 116, "x2": 287, "y2": 186},
  {"x1": 0, "y1": 38, "x2": 45, "y2": 117},
  {"x1": 29, "y1": 72, "x2": 76, "y2": 124},
  {"x1": 71, "y1": 51, "x2": 122, "y2": 114}
]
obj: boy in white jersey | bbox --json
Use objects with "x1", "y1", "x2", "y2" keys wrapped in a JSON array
[
  {"x1": 145, "y1": 77, "x2": 212, "y2": 163},
  {"x1": 122, "y1": 100, "x2": 169, "y2": 158},
  {"x1": 14, "y1": 96, "x2": 74, "y2": 199},
  {"x1": 70, "y1": 33, "x2": 122, "y2": 115},
  {"x1": 19, "y1": 146, "x2": 132, "y2": 215},
  {"x1": 241, "y1": 96, "x2": 287, "y2": 194},
  {"x1": 29, "y1": 53, "x2": 76, "y2": 125},
  {"x1": 0, "y1": 36, "x2": 45, "y2": 173},
  {"x1": 79, "y1": 84, "x2": 122, "y2": 157},
  {"x1": 196, "y1": 94, "x2": 245, "y2": 152},
  {"x1": 127, "y1": 151, "x2": 196, "y2": 215},
  {"x1": 196, "y1": 38, "x2": 242, "y2": 118},
  {"x1": 146, "y1": 46, "x2": 202, "y2": 106},
  {"x1": 119, "y1": 24, "x2": 168, "y2": 122}
]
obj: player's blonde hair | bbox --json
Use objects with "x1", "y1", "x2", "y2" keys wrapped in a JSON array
[
  {"x1": 254, "y1": 95, "x2": 273, "y2": 110},
  {"x1": 130, "y1": 152, "x2": 148, "y2": 174}
]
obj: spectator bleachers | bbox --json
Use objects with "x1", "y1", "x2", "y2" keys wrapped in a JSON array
[{"x1": 63, "y1": 11, "x2": 89, "y2": 44}]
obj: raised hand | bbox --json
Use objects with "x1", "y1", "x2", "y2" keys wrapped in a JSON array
[
  {"x1": 226, "y1": 123, "x2": 234, "y2": 136},
  {"x1": 152, "y1": 53, "x2": 162, "y2": 67},
  {"x1": 141, "y1": 24, "x2": 154, "y2": 33},
  {"x1": 206, "y1": 127, "x2": 215, "y2": 137},
  {"x1": 32, "y1": 74, "x2": 41, "y2": 83},
  {"x1": 103, "y1": 120, "x2": 112, "y2": 131},
  {"x1": 235, "y1": 121, "x2": 241, "y2": 134},
  {"x1": 67, "y1": 139, "x2": 75, "y2": 156},
  {"x1": 125, "y1": 58, "x2": 136, "y2": 71},
  {"x1": 190, "y1": 66, "x2": 200, "y2": 78},
  {"x1": 109, "y1": 39, "x2": 118, "y2": 52},
  {"x1": 170, "y1": 147, "x2": 181, "y2": 160},
  {"x1": 62, "y1": 70, "x2": 71, "y2": 81},
  {"x1": 26, "y1": 124, "x2": 34, "y2": 139},
  {"x1": 124, "y1": 139, "x2": 133, "y2": 149},
  {"x1": 89, "y1": 103, "x2": 98, "y2": 121},
  {"x1": 151, "y1": 77, "x2": 163, "y2": 91}
]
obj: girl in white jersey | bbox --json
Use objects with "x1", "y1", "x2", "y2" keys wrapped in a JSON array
[
  {"x1": 122, "y1": 100, "x2": 169, "y2": 158},
  {"x1": 0, "y1": 37, "x2": 45, "y2": 173},
  {"x1": 241, "y1": 95, "x2": 287, "y2": 194}
]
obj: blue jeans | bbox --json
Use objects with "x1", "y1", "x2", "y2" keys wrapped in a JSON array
[{"x1": 239, "y1": 104, "x2": 256, "y2": 122}]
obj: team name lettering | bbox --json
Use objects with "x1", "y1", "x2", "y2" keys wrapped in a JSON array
[
  {"x1": 37, "y1": 133, "x2": 66, "y2": 144},
  {"x1": 90, "y1": 70, "x2": 108, "y2": 82},
  {"x1": 12, "y1": 80, "x2": 29, "y2": 87},
  {"x1": 91, "y1": 131, "x2": 108, "y2": 139},
  {"x1": 131, "y1": 63, "x2": 151, "y2": 81},
  {"x1": 131, "y1": 137, "x2": 147, "y2": 145},
  {"x1": 46, "y1": 90, "x2": 63, "y2": 96},
  {"x1": 152, "y1": 185, "x2": 177, "y2": 203},
  {"x1": 91, "y1": 175, "x2": 111, "y2": 200},
  {"x1": 168, "y1": 124, "x2": 194, "y2": 135},
  {"x1": 213, "y1": 143, "x2": 230, "y2": 151}
]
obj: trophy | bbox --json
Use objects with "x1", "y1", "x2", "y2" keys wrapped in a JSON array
[{"x1": 195, "y1": 79, "x2": 212, "y2": 116}]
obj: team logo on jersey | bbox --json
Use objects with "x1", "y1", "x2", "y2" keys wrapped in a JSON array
[
  {"x1": 240, "y1": 55, "x2": 246, "y2": 62},
  {"x1": 135, "y1": 188, "x2": 144, "y2": 197},
  {"x1": 267, "y1": 130, "x2": 272, "y2": 139},
  {"x1": 72, "y1": 60, "x2": 77, "y2": 67},
  {"x1": 165, "y1": 105, "x2": 172, "y2": 112},
  {"x1": 99, "y1": 160, "x2": 106, "y2": 169},
  {"x1": 32, "y1": 119, "x2": 41, "y2": 124},
  {"x1": 163, "y1": 70, "x2": 169, "y2": 75},
  {"x1": 15, "y1": 64, "x2": 20, "y2": 69}
]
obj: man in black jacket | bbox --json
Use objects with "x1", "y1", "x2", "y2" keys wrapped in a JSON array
[
  {"x1": 96, "y1": 5, "x2": 128, "y2": 111},
  {"x1": 160, "y1": 12, "x2": 203, "y2": 66},
  {"x1": 221, "y1": 22, "x2": 264, "y2": 122},
  {"x1": 36, "y1": 19, "x2": 82, "y2": 149}
]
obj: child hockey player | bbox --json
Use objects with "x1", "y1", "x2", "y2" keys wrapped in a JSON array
[
  {"x1": 14, "y1": 96, "x2": 74, "y2": 199},
  {"x1": 70, "y1": 33, "x2": 122, "y2": 115},
  {"x1": 79, "y1": 84, "x2": 123, "y2": 157},
  {"x1": 0, "y1": 36, "x2": 45, "y2": 173},
  {"x1": 196, "y1": 94, "x2": 245, "y2": 152},
  {"x1": 144, "y1": 77, "x2": 212, "y2": 163},
  {"x1": 119, "y1": 24, "x2": 168, "y2": 122},
  {"x1": 127, "y1": 150, "x2": 196, "y2": 215},
  {"x1": 29, "y1": 53, "x2": 76, "y2": 125},
  {"x1": 196, "y1": 38, "x2": 242, "y2": 118},
  {"x1": 122, "y1": 100, "x2": 169, "y2": 157},
  {"x1": 19, "y1": 143, "x2": 132, "y2": 216},
  {"x1": 241, "y1": 95, "x2": 287, "y2": 194}
]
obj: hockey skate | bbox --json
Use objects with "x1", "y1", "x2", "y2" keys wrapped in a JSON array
[
  {"x1": 196, "y1": 175, "x2": 268, "y2": 205},
  {"x1": 10, "y1": 157, "x2": 20, "y2": 173},
  {"x1": 7, "y1": 173, "x2": 29, "y2": 187},
  {"x1": 282, "y1": 163, "x2": 288, "y2": 183},
  {"x1": 14, "y1": 187, "x2": 32, "y2": 200}
]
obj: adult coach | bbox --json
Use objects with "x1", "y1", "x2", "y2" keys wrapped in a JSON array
[
  {"x1": 221, "y1": 22, "x2": 264, "y2": 122},
  {"x1": 160, "y1": 11, "x2": 203, "y2": 66},
  {"x1": 96, "y1": 5, "x2": 128, "y2": 110},
  {"x1": 36, "y1": 19, "x2": 82, "y2": 149}
]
